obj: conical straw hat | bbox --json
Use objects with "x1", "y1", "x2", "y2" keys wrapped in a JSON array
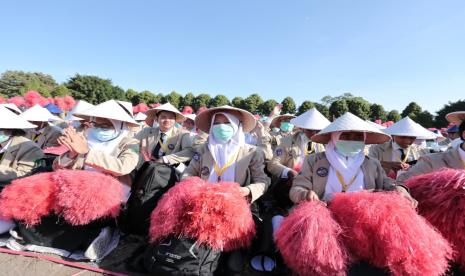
[
  {"x1": 20, "y1": 104, "x2": 62, "y2": 122},
  {"x1": 270, "y1": 114, "x2": 296, "y2": 128},
  {"x1": 146, "y1": 102, "x2": 186, "y2": 123},
  {"x1": 195, "y1": 105, "x2": 256, "y2": 133},
  {"x1": 73, "y1": 100, "x2": 139, "y2": 127},
  {"x1": 312, "y1": 112, "x2": 391, "y2": 144},
  {"x1": 0, "y1": 106, "x2": 37, "y2": 129},
  {"x1": 290, "y1": 108, "x2": 330, "y2": 130},
  {"x1": 383, "y1": 117, "x2": 434, "y2": 138},
  {"x1": 64, "y1": 100, "x2": 95, "y2": 121}
]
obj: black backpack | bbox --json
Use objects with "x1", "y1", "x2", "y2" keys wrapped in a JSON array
[
  {"x1": 122, "y1": 161, "x2": 180, "y2": 235},
  {"x1": 143, "y1": 236, "x2": 221, "y2": 276}
]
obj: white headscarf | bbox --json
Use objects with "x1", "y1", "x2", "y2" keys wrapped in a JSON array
[
  {"x1": 86, "y1": 119, "x2": 130, "y2": 157},
  {"x1": 207, "y1": 112, "x2": 245, "y2": 183},
  {"x1": 323, "y1": 131, "x2": 366, "y2": 201}
]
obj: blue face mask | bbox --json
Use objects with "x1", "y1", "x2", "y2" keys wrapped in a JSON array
[
  {"x1": 212, "y1": 124, "x2": 235, "y2": 143},
  {"x1": 89, "y1": 127, "x2": 118, "y2": 142},
  {"x1": 0, "y1": 131, "x2": 10, "y2": 143},
  {"x1": 335, "y1": 140, "x2": 365, "y2": 157},
  {"x1": 280, "y1": 122, "x2": 294, "y2": 133}
]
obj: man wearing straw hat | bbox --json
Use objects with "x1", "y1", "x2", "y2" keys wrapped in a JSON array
[
  {"x1": 0, "y1": 106, "x2": 44, "y2": 184},
  {"x1": 136, "y1": 103, "x2": 194, "y2": 168},
  {"x1": 267, "y1": 108, "x2": 330, "y2": 207},
  {"x1": 397, "y1": 111, "x2": 465, "y2": 184},
  {"x1": 290, "y1": 112, "x2": 414, "y2": 204},
  {"x1": 369, "y1": 117, "x2": 430, "y2": 177},
  {"x1": 20, "y1": 104, "x2": 63, "y2": 150}
]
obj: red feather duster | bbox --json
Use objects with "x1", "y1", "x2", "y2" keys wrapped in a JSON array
[
  {"x1": 0, "y1": 97, "x2": 5, "y2": 104},
  {"x1": 52, "y1": 170, "x2": 123, "y2": 225},
  {"x1": 275, "y1": 201, "x2": 347, "y2": 276},
  {"x1": 53, "y1": 97, "x2": 66, "y2": 111},
  {"x1": 63, "y1": 95, "x2": 75, "y2": 111},
  {"x1": 0, "y1": 172, "x2": 57, "y2": 225},
  {"x1": 24, "y1": 91, "x2": 45, "y2": 107},
  {"x1": 43, "y1": 145, "x2": 69, "y2": 156},
  {"x1": 8, "y1": 96, "x2": 26, "y2": 107},
  {"x1": 330, "y1": 192, "x2": 452, "y2": 276},
  {"x1": 183, "y1": 181, "x2": 255, "y2": 251},
  {"x1": 149, "y1": 177, "x2": 206, "y2": 243},
  {"x1": 406, "y1": 169, "x2": 465, "y2": 267},
  {"x1": 182, "y1": 106, "x2": 193, "y2": 114}
]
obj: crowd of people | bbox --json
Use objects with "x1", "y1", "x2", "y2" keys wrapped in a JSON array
[{"x1": 0, "y1": 98, "x2": 462, "y2": 275}]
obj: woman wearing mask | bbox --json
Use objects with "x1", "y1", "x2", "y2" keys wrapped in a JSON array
[
  {"x1": 290, "y1": 112, "x2": 415, "y2": 205},
  {"x1": 20, "y1": 104, "x2": 63, "y2": 149},
  {"x1": 269, "y1": 114, "x2": 296, "y2": 149},
  {"x1": 182, "y1": 105, "x2": 270, "y2": 203},
  {"x1": 54, "y1": 100, "x2": 139, "y2": 190},
  {"x1": 0, "y1": 106, "x2": 44, "y2": 185}
]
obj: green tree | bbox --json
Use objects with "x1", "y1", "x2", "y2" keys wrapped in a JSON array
[
  {"x1": 369, "y1": 103, "x2": 387, "y2": 121},
  {"x1": 126, "y1": 89, "x2": 139, "y2": 105},
  {"x1": 346, "y1": 97, "x2": 371, "y2": 119},
  {"x1": 281, "y1": 97, "x2": 296, "y2": 114},
  {"x1": 193, "y1": 94, "x2": 211, "y2": 110},
  {"x1": 321, "y1": 93, "x2": 354, "y2": 106},
  {"x1": 0, "y1": 70, "x2": 57, "y2": 97},
  {"x1": 231, "y1": 97, "x2": 244, "y2": 109},
  {"x1": 66, "y1": 74, "x2": 117, "y2": 104},
  {"x1": 181, "y1": 92, "x2": 195, "y2": 107},
  {"x1": 435, "y1": 100, "x2": 465, "y2": 127},
  {"x1": 111, "y1": 86, "x2": 127, "y2": 101},
  {"x1": 210, "y1": 94, "x2": 230, "y2": 107},
  {"x1": 162, "y1": 91, "x2": 182, "y2": 108},
  {"x1": 297, "y1": 101, "x2": 316, "y2": 115},
  {"x1": 51, "y1": 85, "x2": 71, "y2": 97},
  {"x1": 243, "y1": 94, "x2": 264, "y2": 114},
  {"x1": 258, "y1": 99, "x2": 278, "y2": 116},
  {"x1": 134, "y1": 90, "x2": 156, "y2": 104},
  {"x1": 314, "y1": 103, "x2": 330, "y2": 118},
  {"x1": 329, "y1": 100, "x2": 349, "y2": 119},
  {"x1": 415, "y1": 110, "x2": 434, "y2": 128},
  {"x1": 387, "y1": 110, "x2": 402, "y2": 122},
  {"x1": 401, "y1": 102, "x2": 422, "y2": 119}
]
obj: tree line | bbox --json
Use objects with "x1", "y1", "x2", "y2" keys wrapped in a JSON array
[{"x1": 0, "y1": 70, "x2": 463, "y2": 128}]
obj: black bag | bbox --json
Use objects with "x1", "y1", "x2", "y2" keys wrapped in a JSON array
[
  {"x1": 143, "y1": 236, "x2": 221, "y2": 276},
  {"x1": 16, "y1": 214, "x2": 104, "y2": 252},
  {"x1": 122, "y1": 161, "x2": 179, "y2": 235}
]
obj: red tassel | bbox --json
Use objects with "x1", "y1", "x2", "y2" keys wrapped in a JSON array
[
  {"x1": 406, "y1": 169, "x2": 465, "y2": 268},
  {"x1": 275, "y1": 201, "x2": 347, "y2": 276},
  {"x1": 330, "y1": 192, "x2": 452, "y2": 276}
]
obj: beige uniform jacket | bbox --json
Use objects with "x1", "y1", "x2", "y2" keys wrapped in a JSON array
[
  {"x1": 53, "y1": 136, "x2": 139, "y2": 185},
  {"x1": 136, "y1": 126, "x2": 194, "y2": 165},
  {"x1": 397, "y1": 148, "x2": 463, "y2": 184},
  {"x1": 182, "y1": 143, "x2": 270, "y2": 203},
  {"x1": 0, "y1": 136, "x2": 44, "y2": 183},
  {"x1": 267, "y1": 132, "x2": 325, "y2": 178},
  {"x1": 26, "y1": 125, "x2": 63, "y2": 149},
  {"x1": 290, "y1": 152, "x2": 397, "y2": 203},
  {"x1": 369, "y1": 142, "x2": 429, "y2": 163}
]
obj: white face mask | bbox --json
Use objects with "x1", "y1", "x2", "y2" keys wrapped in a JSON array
[
  {"x1": 0, "y1": 131, "x2": 10, "y2": 144},
  {"x1": 335, "y1": 140, "x2": 365, "y2": 157}
]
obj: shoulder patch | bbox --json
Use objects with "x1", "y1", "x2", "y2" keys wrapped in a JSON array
[
  {"x1": 316, "y1": 167, "x2": 328, "y2": 177},
  {"x1": 168, "y1": 143, "x2": 175, "y2": 150},
  {"x1": 193, "y1": 152, "x2": 200, "y2": 161},
  {"x1": 276, "y1": 148, "x2": 283, "y2": 156}
]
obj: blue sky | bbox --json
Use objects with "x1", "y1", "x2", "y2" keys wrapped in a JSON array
[{"x1": 1, "y1": 0, "x2": 464, "y2": 114}]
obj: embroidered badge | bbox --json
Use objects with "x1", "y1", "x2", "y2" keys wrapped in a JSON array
[
  {"x1": 316, "y1": 167, "x2": 328, "y2": 177},
  {"x1": 193, "y1": 152, "x2": 200, "y2": 161},
  {"x1": 168, "y1": 144, "x2": 175, "y2": 150},
  {"x1": 276, "y1": 148, "x2": 283, "y2": 156},
  {"x1": 201, "y1": 166, "x2": 210, "y2": 176}
]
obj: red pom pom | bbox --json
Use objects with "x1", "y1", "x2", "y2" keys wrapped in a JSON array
[
  {"x1": 330, "y1": 192, "x2": 452, "y2": 276},
  {"x1": 149, "y1": 177, "x2": 206, "y2": 243},
  {"x1": 183, "y1": 181, "x2": 255, "y2": 251},
  {"x1": 24, "y1": 91, "x2": 45, "y2": 107},
  {"x1": 182, "y1": 106, "x2": 193, "y2": 114},
  {"x1": 53, "y1": 170, "x2": 124, "y2": 225},
  {"x1": 63, "y1": 96, "x2": 75, "y2": 111},
  {"x1": 275, "y1": 201, "x2": 347, "y2": 275},
  {"x1": 406, "y1": 169, "x2": 465, "y2": 267},
  {"x1": 0, "y1": 172, "x2": 57, "y2": 225},
  {"x1": 0, "y1": 97, "x2": 6, "y2": 104},
  {"x1": 8, "y1": 96, "x2": 26, "y2": 107}
]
